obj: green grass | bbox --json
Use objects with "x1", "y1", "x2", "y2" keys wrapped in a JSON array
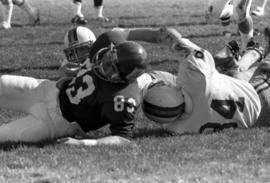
[{"x1": 1, "y1": 0, "x2": 270, "y2": 182}]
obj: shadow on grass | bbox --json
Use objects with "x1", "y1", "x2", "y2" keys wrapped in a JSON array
[
  {"x1": 0, "y1": 140, "x2": 57, "y2": 151},
  {"x1": 133, "y1": 128, "x2": 179, "y2": 139}
]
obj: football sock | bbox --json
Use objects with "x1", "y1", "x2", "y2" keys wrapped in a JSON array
[{"x1": 74, "y1": 2, "x2": 83, "y2": 17}]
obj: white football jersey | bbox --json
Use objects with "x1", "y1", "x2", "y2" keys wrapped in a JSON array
[{"x1": 166, "y1": 49, "x2": 261, "y2": 134}]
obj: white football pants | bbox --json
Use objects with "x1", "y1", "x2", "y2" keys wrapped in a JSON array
[{"x1": 0, "y1": 75, "x2": 75, "y2": 143}]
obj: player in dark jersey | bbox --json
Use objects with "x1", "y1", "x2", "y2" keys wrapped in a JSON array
[{"x1": 0, "y1": 30, "x2": 151, "y2": 146}]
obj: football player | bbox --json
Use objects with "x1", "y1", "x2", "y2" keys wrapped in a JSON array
[
  {"x1": 71, "y1": 0, "x2": 109, "y2": 24},
  {"x1": 0, "y1": 30, "x2": 151, "y2": 146},
  {"x1": 251, "y1": 0, "x2": 268, "y2": 17},
  {"x1": 117, "y1": 26, "x2": 263, "y2": 134},
  {"x1": 0, "y1": 0, "x2": 40, "y2": 29},
  {"x1": 58, "y1": 26, "x2": 96, "y2": 78},
  {"x1": 206, "y1": 0, "x2": 254, "y2": 53},
  {"x1": 161, "y1": 27, "x2": 270, "y2": 132}
]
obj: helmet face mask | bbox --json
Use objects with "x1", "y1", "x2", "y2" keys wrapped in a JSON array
[
  {"x1": 63, "y1": 26, "x2": 96, "y2": 64},
  {"x1": 63, "y1": 42, "x2": 92, "y2": 64},
  {"x1": 94, "y1": 45, "x2": 124, "y2": 83}
]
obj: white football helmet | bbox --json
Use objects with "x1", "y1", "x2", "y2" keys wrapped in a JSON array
[{"x1": 63, "y1": 26, "x2": 96, "y2": 64}]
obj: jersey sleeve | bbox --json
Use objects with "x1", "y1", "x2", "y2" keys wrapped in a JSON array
[{"x1": 101, "y1": 100, "x2": 137, "y2": 139}]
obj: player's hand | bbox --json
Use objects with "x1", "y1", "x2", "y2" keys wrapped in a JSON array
[
  {"x1": 57, "y1": 137, "x2": 98, "y2": 146},
  {"x1": 68, "y1": 122, "x2": 90, "y2": 139},
  {"x1": 58, "y1": 62, "x2": 80, "y2": 78},
  {"x1": 158, "y1": 27, "x2": 182, "y2": 48}
]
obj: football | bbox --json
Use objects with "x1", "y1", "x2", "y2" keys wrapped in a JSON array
[{"x1": 142, "y1": 83, "x2": 185, "y2": 124}]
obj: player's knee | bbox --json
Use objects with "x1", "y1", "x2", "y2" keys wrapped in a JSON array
[{"x1": 238, "y1": 16, "x2": 253, "y2": 34}]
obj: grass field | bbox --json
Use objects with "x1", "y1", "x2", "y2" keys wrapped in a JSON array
[{"x1": 1, "y1": 0, "x2": 270, "y2": 182}]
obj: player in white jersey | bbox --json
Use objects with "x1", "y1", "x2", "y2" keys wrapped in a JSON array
[
  {"x1": 206, "y1": 0, "x2": 254, "y2": 52},
  {"x1": 0, "y1": 0, "x2": 40, "y2": 29},
  {"x1": 112, "y1": 27, "x2": 265, "y2": 134},
  {"x1": 163, "y1": 30, "x2": 261, "y2": 133}
]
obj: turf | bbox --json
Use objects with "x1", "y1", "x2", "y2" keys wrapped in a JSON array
[{"x1": 0, "y1": 0, "x2": 270, "y2": 182}]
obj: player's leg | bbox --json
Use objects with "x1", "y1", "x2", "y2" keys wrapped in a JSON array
[
  {"x1": 249, "y1": 60, "x2": 270, "y2": 127},
  {"x1": 13, "y1": 0, "x2": 40, "y2": 25},
  {"x1": 214, "y1": 40, "x2": 240, "y2": 74},
  {"x1": 71, "y1": 0, "x2": 87, "y2": 24},
  {"x1": 0, "y1": 75, "x2": 79, "y2": 142},
  {"x1": 237, "y1": 39, "x2": 264, "y2": 72},
  {"x1": 0, "y1": 114, "x2": 78, "y2": 143},
  {"x1": 93, "y1": 0, "x2": 109, "y2": 21},
  {"x1": 219, "y1": 0, "x2": 234, "y2": 37},
  {"x1": 0, "y1": 115, "x2": 53, "y2": 142},
  {"x1": 233, "y1": 0, "x2": 254, "y2": 53},
  {"x1": 225, "y1": 39, "x2": 263, "y2": 81},
  {"x1": 252, "y1": 26, "x2": 270, "y2": 127},
  {"x1": 251, "y1": 0, "x2": 268, "y2": 17},
  {"x1": 0, "y1": 0, "x2": 13, "y2": 29}
]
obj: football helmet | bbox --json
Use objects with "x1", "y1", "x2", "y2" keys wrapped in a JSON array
[
  {"x1": 93, "y1": 41, "x2": 148, "y2": 83},
  {"x1": 63, "y1": 26, "x2": 96, "y2": 64}
]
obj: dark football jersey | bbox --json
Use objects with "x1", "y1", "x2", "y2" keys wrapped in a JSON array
[
  {"x1": 59, "y1": 30, "x2": 139, "y2": 138},
  {"x1": 59, "y1": 66, "x2": 141, "y2": 138}
]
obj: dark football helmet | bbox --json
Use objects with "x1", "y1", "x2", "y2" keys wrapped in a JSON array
[
  {"x1": 93, "y1": 41, "x2": 148, "y2": 83},
  {"x1": 63, "y1": 26, "x2": 96, "y2": 64}
]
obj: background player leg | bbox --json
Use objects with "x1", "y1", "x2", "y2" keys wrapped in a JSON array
[
  {"x1": 0, "y1": 0, "x2": 13, "y2": 29},
  {"x1": 233, "y1": 0, "x2": 254, "y2": 53},
  {"x1": 94, "y1": 0, "x2": 109, "y2": 21},
  {"x1": 71, "y1": 0, "x2": 87, "y2": 24},
  {"x1": 219, "y1": 0, "x2": 234, "y2": 37},
  {"x1": 14, "y1": 0, "x2": 40, "y2": 25},
  {"x1": 251, "y1": 0, "x2": 268, "y2": 17}
]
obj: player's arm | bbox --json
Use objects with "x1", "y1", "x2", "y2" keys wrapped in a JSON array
[
  {"x1": 58, "y1": 101, "x2": 136, "y2": 146},
  {"x1": 58, "y1": 60, "x2": 81, "y2": 78},
  {"x1": 112, "y1": 27, "x2": 200, "y2": 55},
  {"x1": 112, "y1": 27, "x2": 163, "y2": 43},
  {"x1": 58, "y1": 135, "x2": 131, "y2": 146}
]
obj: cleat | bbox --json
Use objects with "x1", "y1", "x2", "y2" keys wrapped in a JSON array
[
  {"x1": 71, "y1": 15, "x2": 87, "y2": 24},
  {"x1": 1, "y1": 21, "x2": 11, "y2": 29}
]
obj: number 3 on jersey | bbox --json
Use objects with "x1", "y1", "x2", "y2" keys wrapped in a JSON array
[
  {"x1": 114, "y1": 95, "x2": 136, "y2": 113},
  {"x1": 66, "y1": 70, "x2": 95, "y2": 104}
]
